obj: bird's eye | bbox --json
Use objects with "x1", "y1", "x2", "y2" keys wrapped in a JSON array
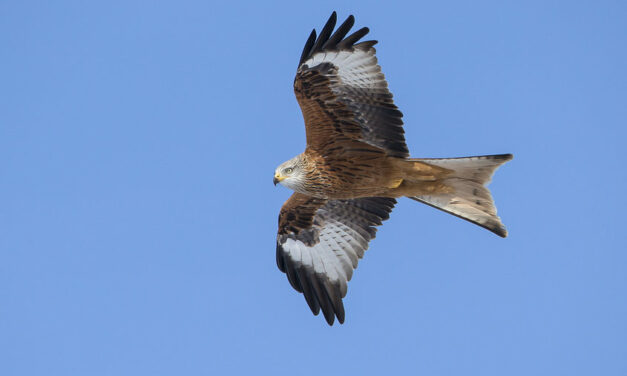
[{"x1": 284, "y1": 167, "x2": 293, "y2": 174}]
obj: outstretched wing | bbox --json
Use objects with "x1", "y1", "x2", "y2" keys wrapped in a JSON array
[
  {"x1": 294, "y1": 12, "x2": 408, "y2": 158},
  {"x1": 276, "y1": 193, "x2": 396, "y2": 325}
]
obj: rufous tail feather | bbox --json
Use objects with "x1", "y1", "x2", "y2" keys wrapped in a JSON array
[{"x1": 406, "y1": 154, "x2": 513, "y2": 237}]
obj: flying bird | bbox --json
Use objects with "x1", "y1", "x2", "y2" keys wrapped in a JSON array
[{"x1": 274, "y1": 12, "x2": 512, "y2": 325}]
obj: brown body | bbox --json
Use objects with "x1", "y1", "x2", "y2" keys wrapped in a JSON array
[{"x1": 299, "y1": 148, "x2": 452, "y2": 199}]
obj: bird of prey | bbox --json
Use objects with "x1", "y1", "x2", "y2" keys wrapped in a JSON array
[{"x1": 274, "y1": 12, "x2": 512, "y2": 325}]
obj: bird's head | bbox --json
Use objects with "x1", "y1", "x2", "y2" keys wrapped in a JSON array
[{"x1": 274, "y1": 155, "x2": 306, "y2": 192}]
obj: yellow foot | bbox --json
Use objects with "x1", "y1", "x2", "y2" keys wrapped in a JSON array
[{"x1": 386, "y1": 178, "x2": 403, "y2": 189}]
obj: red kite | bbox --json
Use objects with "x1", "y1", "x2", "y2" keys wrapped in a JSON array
[{"x1": 274, "y1": 12, "x2": 512, "y2": 325}]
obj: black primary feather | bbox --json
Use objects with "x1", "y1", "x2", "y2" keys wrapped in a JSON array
[
  {"x1": 321, "y1": 15, "x2": 355, "y2": 50},
  {"x1": 310, "y1": 11, "x2": 337, "y2": 55},
  {"x1": 298, "y1": 12, "x2": 375, "y2": 68}
]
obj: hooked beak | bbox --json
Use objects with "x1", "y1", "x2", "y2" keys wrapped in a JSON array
[{"x1": 273, "y1": 173, "x2": 285, "y2": 186}]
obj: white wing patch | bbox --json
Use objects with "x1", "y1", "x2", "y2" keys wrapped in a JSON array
[
  {"x1": 281, "y1": 217, "x2": 363, "y2": 297},
  {"x1": 276, "y1": 196, "x2": 395, "y2": 325},
  {"x1": 296, "y1": 44, "x2": 409, "y2": 158},
  {"x1": 303, "y1": 49, "x2": 387, "y2": 90}
]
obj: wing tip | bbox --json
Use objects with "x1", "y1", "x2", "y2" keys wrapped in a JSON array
[
  {"x1": 298, "y1": 12, "x2": 375, "y2": 68},
  {"x1": 298, "y1": 29, "x2": 318, "y2": 67}
]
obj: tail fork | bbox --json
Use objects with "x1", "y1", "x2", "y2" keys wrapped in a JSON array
[{"x1": 408, "y1": 154, "x2": 513, "y2": 237}]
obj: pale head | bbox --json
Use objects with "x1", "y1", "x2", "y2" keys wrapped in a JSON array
[{"x1": 273, "y1": 155, "x2": 307, "y2": 193}]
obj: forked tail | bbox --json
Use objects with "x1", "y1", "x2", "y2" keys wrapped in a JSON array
[{"x1": 408, "y1": 154, "x2": 513, "y2": 237}]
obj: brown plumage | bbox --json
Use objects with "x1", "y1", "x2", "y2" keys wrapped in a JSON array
[{"x1": 274, "y1": 12, "x2": 513, "y2": 325}]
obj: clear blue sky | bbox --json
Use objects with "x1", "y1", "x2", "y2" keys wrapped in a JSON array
[{"x1": 2, "y1": 1, "x2": 626, "y2": 375}]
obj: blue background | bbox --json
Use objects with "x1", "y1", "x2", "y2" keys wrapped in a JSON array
[{"x1": 2, "y1": 1, "x2": 626, "y2": 375}]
